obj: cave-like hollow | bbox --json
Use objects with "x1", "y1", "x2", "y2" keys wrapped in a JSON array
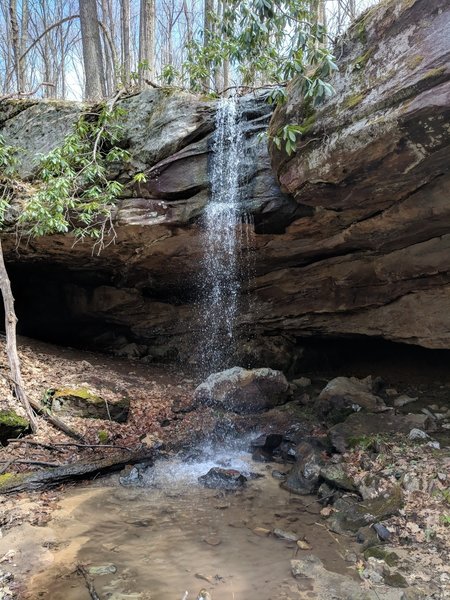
[{"x1": 2, "y1": 260, "x2": 450, "y2": 386}]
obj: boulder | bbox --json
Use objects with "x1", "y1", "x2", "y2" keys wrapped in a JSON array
[
  {"x1": 193, "y1": 367, "x2": 290, "y2": 414},
  {"x1": 330, "y1": 412, "x2": 431, "y2": 452},
  {"x1": 0, "y1": 410, "x2": 30, "y2": 444},
  {"x1": 317, "y1": 376, "x2": 386, "y2": 423},
  {"x1": 319, "y1": 463, "x2": 357, "y2": 493},
  {"x1": 48, "y1": 387, "x2": 130, "y2": 422}
]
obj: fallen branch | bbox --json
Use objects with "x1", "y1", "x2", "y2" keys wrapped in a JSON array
[
  {"x1": 0, "y1": 459, "x2": 61, "y2": 467},
  {"x1": 0, "y1": 459, "x2": 14, "y2": 475},
  {"x1": 28, "y1": 399, "x2": 85, "y2": 442},
  {"x1": 77, "y1": 565, "x2": 100, "y2": 600},
  {"x1": 7, "y1": 439, "x2": 133, "y2": 451},
  {"x1": 0, "y1": 448, "x2": 154, "y2": 494}
]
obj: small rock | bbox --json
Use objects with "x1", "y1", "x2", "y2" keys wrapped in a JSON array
[
  {"x1": 86, "y1": 564, "x2": 117, "y2": 575},
  {"x1": 426, "y1": 440, "x2": 440, "y2": 449},
  {"x1": 271, "y1": 469, "x2": 287, "y2": 480},
  {"x1": 296, "y1": 539, "x2": 311, "y2": 550},
  {"x1": 119, "y1": 465, "x2": 143, "y2": 487},
  {"x1": 195, "y1": 574, "x2": 214, "y2": 584},
  {"x1": 437, "y1": 472, "x2": 447, "y2": 482},
  {"x1": 252, "y1": 527, "x2": 271, "y2": 537},
  {"x1": 319, "y1": 463, "x2": 357, "y2": 492},
  {"x1": 202, "y1": 535, "x2": 221, "y2": 546},
  {"x1": 408, "y1": 428, "x2": 430, "y2": 441},
  {"x1": 372, "y1": 523, "x2": 391, "y2": 541},
  {"x1": 393, "y1": 395, "x2": 417, "y2": 408},
  {"x1": 198, "y1": 468, "x2": 247, "y2": 490},
  {"x1": 273, "y1": 528, "x2": 298, "y2": 542},
  {"x1": 383, "y1": 570, "x2": 408, "y2": 588}
]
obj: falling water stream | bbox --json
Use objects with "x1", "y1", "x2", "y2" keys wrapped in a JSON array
[{"x1": 200, "y1": 97, "x2": 246, "y2": 371}]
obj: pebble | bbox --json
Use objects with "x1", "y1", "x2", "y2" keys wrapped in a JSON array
[
  {"x1": 252, "y1": 527, "x2": 271, "y2": 537},
  {"x1": 296, "y1": 539, "x2": 311, "y2": 550},
  {"x1": 408, "y1": 428, "x2": 430, "y2": 441},
  {"x1": 86, "y1": 564, "x2": 117, "y2": 575},
  {"x1": 273, "y1": 528, "x2": 298, "y2": 542},
  {"x1": 393, "y1": 395, "x2": 417, "y2": 407}
]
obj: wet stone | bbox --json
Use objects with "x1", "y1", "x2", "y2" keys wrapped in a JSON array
[{"x1": 198, "y1": 467, "x2": 247, "y2": 490}]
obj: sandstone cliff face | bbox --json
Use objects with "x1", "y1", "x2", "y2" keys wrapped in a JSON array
[
  {"x1": 267, "y1": 0, "x2": 450, "y2": 349},
  {"x1": 1, "y1": 0, "x2": 449, "y2": 366}
]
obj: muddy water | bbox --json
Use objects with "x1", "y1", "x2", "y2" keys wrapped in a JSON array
[{"x1": 26, "y1": 444, "x2": 354, "y2": 600}]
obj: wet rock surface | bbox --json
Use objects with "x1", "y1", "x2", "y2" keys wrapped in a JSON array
[{"x1": 198, "y1": 467, "x2": 247, "y2": 490}]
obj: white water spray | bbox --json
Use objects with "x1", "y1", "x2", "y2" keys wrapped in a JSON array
[{"x1": 199, "y1": 97, "x2": 246, "y2": 371}]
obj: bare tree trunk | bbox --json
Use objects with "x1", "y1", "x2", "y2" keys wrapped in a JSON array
[
  {"x1": 79, "y1": 0, "x2": 105, "y2": 100},
  {"x1": 121, "y1": 0, "x2": 130, "y2": 85},
  {"x1": 182, "y1": 0, "x2": 192, "y2": 44},
  {"x1": 222, "y1": 0, "x2": 229, "y2": 94},
  {"x1": 19, "y1": 0, "x2": 28, "y2": 92},
  {"x1": 0, "y1": 240, "x2": 38, "y2": 432},
  {"x1": 139, "y1": 0, "x2": 155, "y2": 86},
  {"x1": 202, "y1": 0, "x2": 214, "y2": 91},
  {"x1": 9, "y1": 0, "x2": 24, "y2": 93}
]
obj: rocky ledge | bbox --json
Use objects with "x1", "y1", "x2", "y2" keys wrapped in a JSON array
[{"x1": 0, "y1": 0, "x2": 449, "y2": 364}]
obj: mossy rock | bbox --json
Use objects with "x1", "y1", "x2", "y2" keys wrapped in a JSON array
[
  {"x1": 0, "y1": 409, "x2": 30, "y2": 444},
  {"x1": 48, "y1": 388, "x2": 129, "y2": 422},
  {"x1": 329, "y1": 487, "x2": 404, "y2": 534},
  {"x1": 364, "y1": 546, "x2": 399, "y2": 566}
]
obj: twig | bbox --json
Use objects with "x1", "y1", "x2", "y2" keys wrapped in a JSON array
[
  {"x1": 7, "y1": 439, "x2": 65, "y2": 452},
  {"x1": 0, "y1": 459, "x2": 14, "y2": 475},
  {"x1": 51, "y1": 442, "x2": 135, "y2": 450},
  {"x1": 77, "y1": 565, "x2": 100, "y2": 600}
]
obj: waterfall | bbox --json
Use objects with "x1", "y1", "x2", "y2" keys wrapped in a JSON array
[{"x1": 199, "y1": 97, "x2": 247, "y2": 372}]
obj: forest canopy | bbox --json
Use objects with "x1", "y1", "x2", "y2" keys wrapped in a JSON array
[{"x1": 0, "y1": 0, "x2": 377, "y2": 101}]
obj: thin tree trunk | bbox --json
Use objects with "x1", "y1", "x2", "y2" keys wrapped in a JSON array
[
  {"x1": 9, "y1": 0, "x2": 23, "y2": 93},
  {"x1": 222, "y1": 0, "x2": 229, "y2": 94},
  {"x1": 202, "y1": 0, "x2": 214, "y2": 91},
  {"x1": 139, "y1": 0, "x2": 155, "y2": 87},
  {"x1": 121, "y1": 0, "x2": 131, "y2": 86},
  {"x1": 79, "y1": 0, "x2": 105, "y2": 100},
  {"x1": 0, "y1": 239, "x2": 38, "y2": 432},
  {"x1": 19, "y1": 0, "x2": 28, "y2": 93}
]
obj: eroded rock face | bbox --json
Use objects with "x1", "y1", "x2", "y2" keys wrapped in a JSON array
[
  {"x1": 1, "y1": 0, "x2": 449, "y2": 364},
  {"x1": 267, "y1": 0, "x2": 450, "y2": 349}
]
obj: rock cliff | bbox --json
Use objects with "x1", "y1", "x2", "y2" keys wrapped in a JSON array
[
  {"x1": 0, "y1": 0, "x2": 449, "y2": 367},
  {"x1": 268, "y1": 0, "x2": 450, "y2": 349}
]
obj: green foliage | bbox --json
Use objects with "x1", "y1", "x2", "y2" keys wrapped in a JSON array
[
  {"x1": 0, "y1": 134, "x2": 20, "y2": 226},
  {"x1": 160, "y1": 64, "x2": 180, "y2": 86},
  {"x1": 186, "y1": 0, "x2": 338, "y2": 95},
  {"x1": 184, "y1": 0, "x2": 338, "y2": 156},
  {"x1": 17, "y1": 103, "x2": 130, "y2": 245}
]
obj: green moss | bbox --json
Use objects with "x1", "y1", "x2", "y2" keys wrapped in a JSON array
[
  {"x1": 0, "y1": 410, "x2": 29, "y2": 428},
  {"x1": 98, "y1": 430, "x2": 109, "y2": 444},
  {"x1": 0, "y1": 472, "x2": 15, "y2": 485},
  {"x1": 355, "y1": 19, "x2": 368, "y2": 45},
  {"x1": 53, "y1": 387, "x2": 102, "y2": 404},
  {"x1": 406, "y1": 55, "x2": 424, "y2": 70},
  {"x1": 423, "y1": 67, "x2": 446, "y2": 80},
  {"x1": 352, "y1": 49, "x2": 373, "y2": 71},
  {"x1": 364, "y1": 547, "x2": 399, "y2": 566},
  {"x1": 343, "y1": 92, "x2": 367, "y2": 109}
]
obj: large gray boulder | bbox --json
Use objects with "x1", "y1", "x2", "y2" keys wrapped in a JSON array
[{"x1": 193, "y1": 367, "x2": 290, "y2": 414}]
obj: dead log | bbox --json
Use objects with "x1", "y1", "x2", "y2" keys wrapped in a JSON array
[{"x1": 0, "y1": 447, "x2": 153, "y2": 494}]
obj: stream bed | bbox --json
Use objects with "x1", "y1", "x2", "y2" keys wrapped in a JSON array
[{"x1": 23, "y1": 442, "x2": 354, "y2": 600}]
